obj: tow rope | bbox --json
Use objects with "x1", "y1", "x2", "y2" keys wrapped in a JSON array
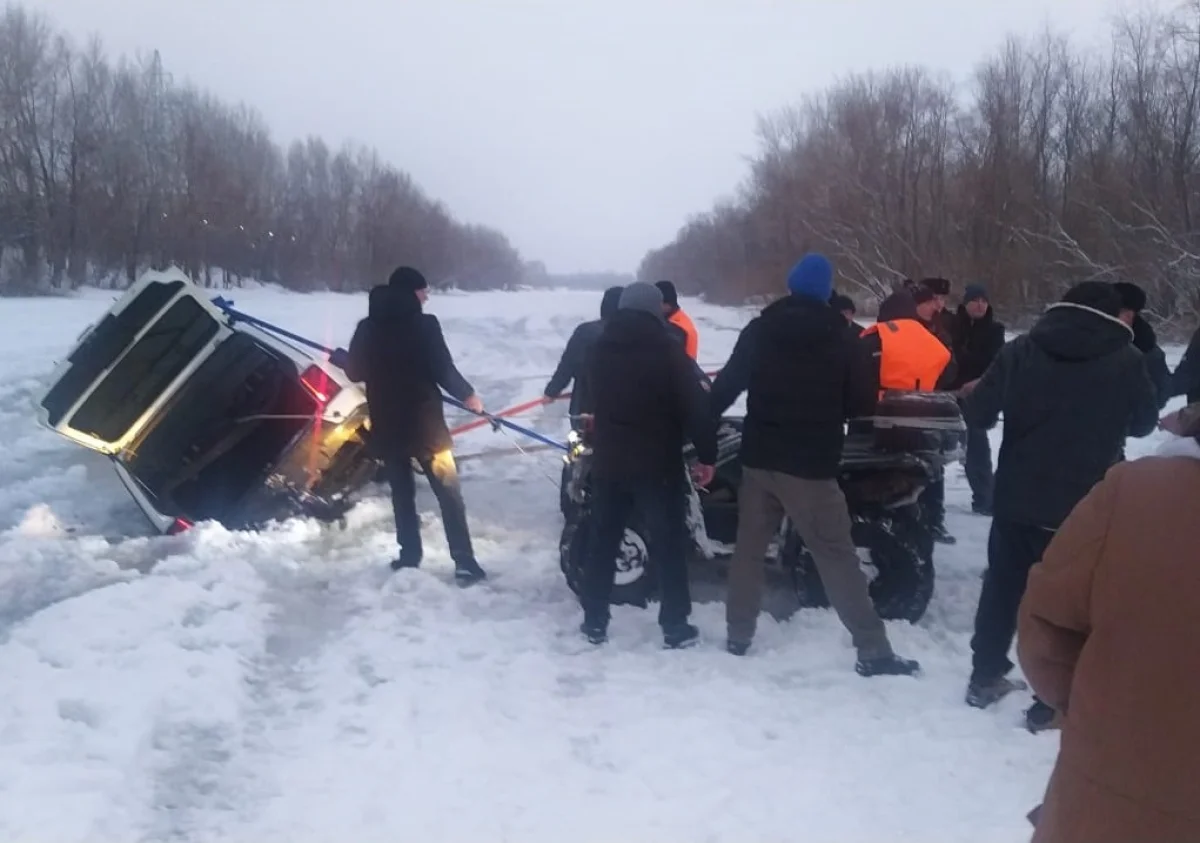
[{"x1": 210, "y1": 297, "x2": 570, "y2": 456}]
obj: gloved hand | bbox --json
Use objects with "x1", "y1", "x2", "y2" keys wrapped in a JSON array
[
  {"x1": 328, "y1": 347, "x2": 350, "y2": 370},
  {"x1": 464, "y1": 394, "x2": 485, "y2": 415}
]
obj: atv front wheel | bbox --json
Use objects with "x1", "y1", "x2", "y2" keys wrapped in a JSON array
[
  {"x1": 559, "y1": 512, "x2": 651, "y2": 607},
  {"x1": 785, "y1": 518, "x2": 934, "y2": 623}
]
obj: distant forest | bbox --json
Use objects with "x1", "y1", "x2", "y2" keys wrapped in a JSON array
[
  {"x1": 640, "y1": 5, "x2": 1200, "y2": 327},
  {"x1": 520, "y1": 262, "x2": 634, "y2": 291},
  {"x1": 0, "y1": 4, "x2": 524, "y2": 294}
]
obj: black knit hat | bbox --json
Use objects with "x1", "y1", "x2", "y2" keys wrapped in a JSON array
[
  {"x1": 830, "y1": 292, "x2": 856, "y2": 313},
  {"x1": 654, "y1": 280, "x2": 679, "y2": 308},
  {"x1": 1061, "y1": 281, "x2": 1123, "y2": 318},
  {"x1": 877, "y1": 291, "x2": 919, "y2": 322},
  {"x1": 920, "y1": 277, "x2": 951, "y2": 296},
  {"x1": 388, "y1": 265, "x2": 428, "y2": 292},
  {"x1": 1112, "y1": 282, "x2": 1147, "y2": 313}
]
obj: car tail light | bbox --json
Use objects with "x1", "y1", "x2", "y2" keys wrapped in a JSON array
[
  {"x1": 167, "y1": 517, "x2": 193, "y2": 535},
  {"x1": 300, "y1": 365, "x2": 341, "y2": 406}
]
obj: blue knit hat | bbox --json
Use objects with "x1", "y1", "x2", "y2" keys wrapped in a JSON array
[
  {"x1": 963, "y1": 284, "x2": 988, "y2": 303},
  {"x1": 787, "y1": 253, "x2": 834, "y2": 302}
]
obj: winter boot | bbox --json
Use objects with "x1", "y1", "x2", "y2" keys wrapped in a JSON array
[
  {"x1": 454, "y1": 559, "x2": 487, "y2": 587},
  {"x1": 1024, "y1": 699, "x2": 1060, "y2": 733},
  {"x1": 579, "y1": 620, "x2": 607, "y2": 645},
  {"x1": 971, "y1": 502, "x2": 993, "y2": 517},
  {"x1": 966, "y1": 675, "x2": 1028, "y2": 709},
  {"x1": 390, "y1": 555, "x2": 421, "y2": 572},
  {"x1": 932, "y1": 524, "x2": 957, "y2": 545},
  {"x1": 726, "y1": 639, "x2": 751, "y2": 657},
  {"x1": 663, "y1": 623, "x2": 699, "y2": 650},
  {"x1": 856, "y1": 654, "x2": 921, "y2": 677}
]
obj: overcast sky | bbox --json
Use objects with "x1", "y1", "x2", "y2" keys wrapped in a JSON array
[{"x1": 26, "y1": 0, "x2": 1161, "y2": 273}]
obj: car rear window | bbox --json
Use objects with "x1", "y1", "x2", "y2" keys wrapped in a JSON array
[
  {"x1": 68, "y1": 296, "x2": 220, "y2": 442},
  {"x1": 42, "y1": 278, "x2": 184, "y2": 426}
]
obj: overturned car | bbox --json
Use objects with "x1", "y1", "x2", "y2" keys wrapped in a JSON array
[
  {"x1": 559, "y1": 391, "x2": 966, "y2": 623},
  {"x1": 36, "y1": 269, "x2": 379, "y2": 533}
]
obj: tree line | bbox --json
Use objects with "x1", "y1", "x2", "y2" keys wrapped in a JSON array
[
  {"x1": 0, "y1": 4, "x2": 523, "y2": 294},
  {"x1": 640, "y1": 3, "x2": 1200, "y2": 329}
]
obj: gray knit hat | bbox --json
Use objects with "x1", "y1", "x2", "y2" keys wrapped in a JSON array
[{"x1": 618, "y1": 282, "x2": 665, "y2": 322}]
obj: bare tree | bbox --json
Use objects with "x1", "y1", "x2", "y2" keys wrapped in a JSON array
[{"x1": 0, "y1": 4, "x2": 522, "y2": 294}]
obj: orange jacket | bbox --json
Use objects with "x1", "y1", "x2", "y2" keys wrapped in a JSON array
[
  {"x1": 668, "y1": 308, "x2": 699, "y2": 359},
  {"x1": 861, "y1": 318, "x2": 950, "y2": 392}
]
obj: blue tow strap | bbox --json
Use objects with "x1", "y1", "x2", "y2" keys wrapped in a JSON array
[{"x1": 211, "y1": 296, "x2": 568, "y2": 452}]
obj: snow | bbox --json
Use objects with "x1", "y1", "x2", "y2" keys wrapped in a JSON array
[{"x1": 0, "y1": 285, "x2": 1186, "y2": 842}]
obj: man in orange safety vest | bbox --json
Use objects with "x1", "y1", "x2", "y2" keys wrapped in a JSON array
[{"x1": 655, "y1": 280, "x2": 699, "y2": 359}]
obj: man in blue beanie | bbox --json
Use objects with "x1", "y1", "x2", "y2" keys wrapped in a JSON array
[{"x1": 711, "y1": 254, "x2": 919, "y2": 676}]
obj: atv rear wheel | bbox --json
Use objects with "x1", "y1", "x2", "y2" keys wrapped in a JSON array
[
  {"x1": 559, "y1": 512, "x2": 651, "y2": 607},
  {"x1": 785, "y1": 517, "x2": 934, "y2": 623}
]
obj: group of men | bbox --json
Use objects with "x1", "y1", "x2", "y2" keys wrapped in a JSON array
[{"x1": 332, "y1": 258, "x2": 1187, "y2": 713}]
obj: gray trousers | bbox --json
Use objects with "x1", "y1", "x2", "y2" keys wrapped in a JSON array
[{"x1": 726, "y1": 467, "x2": 892, "y2": 659}]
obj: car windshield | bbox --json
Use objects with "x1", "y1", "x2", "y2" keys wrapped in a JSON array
[{"x1": 123, "y1": 332, "x2": 317, "y2": 522}]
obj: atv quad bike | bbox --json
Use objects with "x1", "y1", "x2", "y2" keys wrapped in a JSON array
[{"x1": 559, "y1": 390, "x2": 966, "y2": 623}]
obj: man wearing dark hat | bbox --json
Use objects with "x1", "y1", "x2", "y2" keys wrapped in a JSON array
[
  {"x1": 1172, "y1": 325, "x2": 1200, "y2": 405},
  {"x1": 961, "y1": 280, "x2": 1158, "y2": 724},
  {"x1": 336, "y1": 265, "x2": 488, "y2": 585},
  {"x1": 712, "y1": 253, "x2": 920, "y2": 676},
  {"x1": 654, "y1": 280, "x2": 699, "y2": 360},
  {"x1": 950, "y1": 284, "x2": 1007, "y2": 515},
  {"x1": 1113, "y1": 281, "x2": 1171, "y2": 410},
  {"x1": 830, "y1": 292, "x2": 865, "y2": 341},
  {"x1": 579, "y1": 282, "x2": 717, "y2": 649}
]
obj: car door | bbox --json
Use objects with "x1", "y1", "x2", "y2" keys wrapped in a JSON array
[{"x1": 37, "y1": 267, "x2": 232, "y2": 455}]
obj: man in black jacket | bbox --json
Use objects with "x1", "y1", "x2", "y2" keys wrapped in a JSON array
[
  {"x1": 338, "y1": 266, "x2": 488, "y2": 585},
  {"x1": 950, "y1": 284, "x2": 1007, "y2": 515},
  {"x1": 961, "y1": 281, "x2": 1158, "y2": 715},
  {"x1": 831, "y1": 292, "x2": 865, "y2": 340},
  {"x1": 1172, "y1": 324, "x2": 1200, "y2": 404},
  {"x1": 580, "y1": 282, "x2": 717, "y2": 649},
  {"x1": 543, "y1": 285, "x2": 623, "y2": 416},
  {"x1": 711, "y1": 253, "x2": 919, "y2": 677},
  {"x1": 1113, "y1": 281, "x2": 1171, "y2": 410}
]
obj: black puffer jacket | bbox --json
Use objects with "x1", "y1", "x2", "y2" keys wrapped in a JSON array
[
  {"x1": 963, "y1": 303, "x2": 1159, "y2": 528},
  {"x1": 344, "y1": 285, "x2": 474, "y2": 460},
  {"x1": 950, "y1": 305, "x2": 1007, "y2": 389},
  {"x1": 1172, "y1": 324, "x2": 1200, "y2": 404},
  {"x1": 544, "y1": 286, "x2": 623, "y2": 416},
  {"x1": 711, "y1": 295, "x2": 876, "y2": 480},
  {"x1": 1128, "y1": 314, "x2": 1172, "y2": 410},
  {"x1": 585, "y1": 309, "x2": 717, "y2": 483}
]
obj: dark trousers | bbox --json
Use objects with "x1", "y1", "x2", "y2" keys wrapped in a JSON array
[
  {"x1": 970, "y1": 518, "x2": 1055, "y2": 683},
  {"x1": 383, "y1": 451, "x2": 476, "y2": 567},
  {"x1": 921, "y1": 471, "x2": 946, "y2": 528},
  {"x1": 964, "y1": 427, "x2": 994, "y2": 510},
  {"x1": 582, "y1": 474, "x2": 690, "y2": 630}
]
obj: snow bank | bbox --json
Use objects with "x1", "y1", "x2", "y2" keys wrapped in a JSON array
[{"x1": 0, "y1": 287, "x2": 1184, "y2": 842}]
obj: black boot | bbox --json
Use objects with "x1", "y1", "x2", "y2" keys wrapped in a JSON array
[
  {"x1": 663, "y1": 623, "x2": 699, "y2": 650},
  {"x1": 1025, "y1": 699, "x2": 1059, "y2": 733},
  {"x1": 726, "y1": 639, "x2": 750, "y2": 656},
  {"x1": 932, "y1": 524, "x2": 957, "y2": 545},
  {"x1": 856, "y1": 654, "x2": 921, "y2": 677},
  {"x1": 580, "y1": 620, "x2": 607, "y2": 645},
  {"x1": 965, "y1": 675, "x2": 1028, "y2": 709},
  {"x1": 454, "y1": 559, "x2": 487, "y2": 587},
  {"x1": 390, "y1": 555, "x2": 421, "y2": 572}
]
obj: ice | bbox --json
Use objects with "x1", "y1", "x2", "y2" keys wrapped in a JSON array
[{"x1": 0, "y1": 285, "x2": 1186, "y2": 842}]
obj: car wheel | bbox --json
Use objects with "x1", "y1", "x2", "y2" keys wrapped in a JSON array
[
  {"x1": 783, "y1": 518, "x2": 934, "y2": 623},
  {"x1": 559, "y1": 510, "x2": 652, "y2": 608}
]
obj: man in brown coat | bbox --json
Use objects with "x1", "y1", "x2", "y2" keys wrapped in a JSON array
[{"x1": 1017, "y1": 402, "x2": 1200, "y2": 843}]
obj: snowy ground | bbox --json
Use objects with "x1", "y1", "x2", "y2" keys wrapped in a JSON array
[{"x1": 0, "y1": 286, "x2": 1185, "y2": 842}]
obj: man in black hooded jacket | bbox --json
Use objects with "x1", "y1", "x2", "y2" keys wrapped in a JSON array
[
  {"x1": 336, "y1": 266, "x2": 488, "y2": 585},
  {"x1": 1172, "y1": 325, "x2": 1200, "y2": 404},
  {"x1": 961, "y1": 281, "x2": 1158, "y2": 718},
  {"x1": 1113, "y1": 281, "x2": 1171, "y2": 410},
  {"x1": 544, "y1": 286, "x2": 623, "y2": 416},
  {"x1": 950, "y1": 284, "x2": 1007, "y2": 515}
]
